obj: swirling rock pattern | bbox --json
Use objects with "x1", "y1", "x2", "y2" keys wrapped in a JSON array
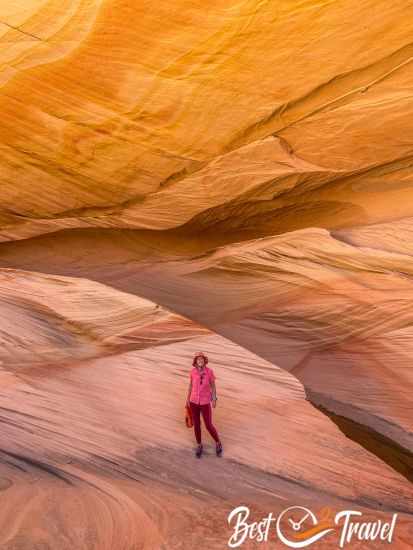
[
  {"x1": 0, "y1": 332, "x2": 412, "y2": 549},
  {"x1": 0, "y1": 1, "x2": 412, "y2": 548}
]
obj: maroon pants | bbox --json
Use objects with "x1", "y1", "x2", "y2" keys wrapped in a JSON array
[{"x1": 189, "y1": 401, "x2": 220, "y2": 444}]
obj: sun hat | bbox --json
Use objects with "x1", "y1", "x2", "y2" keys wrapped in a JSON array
[{"x1": 192, "y1": 351, "x2": 209, "y2": 367}]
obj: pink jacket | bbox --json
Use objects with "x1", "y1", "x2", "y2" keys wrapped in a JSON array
[{"x1": 189, "y1": 366, "x2": 216, "y2": 405}]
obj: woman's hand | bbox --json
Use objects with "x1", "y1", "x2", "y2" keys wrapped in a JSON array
[{"x1": 212, "y1": 398, "x2": 217, "y2": 408}]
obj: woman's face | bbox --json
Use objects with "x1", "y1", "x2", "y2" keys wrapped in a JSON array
[{"x1": 195, "y1": 356, "x2": 205, "y2": 367}]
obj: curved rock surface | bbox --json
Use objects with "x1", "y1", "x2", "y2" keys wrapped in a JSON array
[
  {"x1": 0, "y1": 331, "x2": 412, "y2": 548},
  {"x1": 0, "y1": 0, "x2": 412, "y2": 548}
]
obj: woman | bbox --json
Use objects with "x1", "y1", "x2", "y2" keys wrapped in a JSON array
[{"x1": 186, "y1": 351, "x2": 223, "y2": 458}]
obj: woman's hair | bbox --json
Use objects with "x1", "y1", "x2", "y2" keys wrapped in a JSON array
[{"x1": 192, "y1": 351, "x2": 208, "y2": 367}]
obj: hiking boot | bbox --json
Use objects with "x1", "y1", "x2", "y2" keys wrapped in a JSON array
[
  {"x1": 195, "y1": 444, "x2": 203, "y2": 458},
  {"x1": 216, "y1": 441, "x2": 223, "y2": 456}
]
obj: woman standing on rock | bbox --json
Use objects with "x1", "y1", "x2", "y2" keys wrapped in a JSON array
[{"x1": 186, "y1": 351, "x2": 223, "y2": 458}]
